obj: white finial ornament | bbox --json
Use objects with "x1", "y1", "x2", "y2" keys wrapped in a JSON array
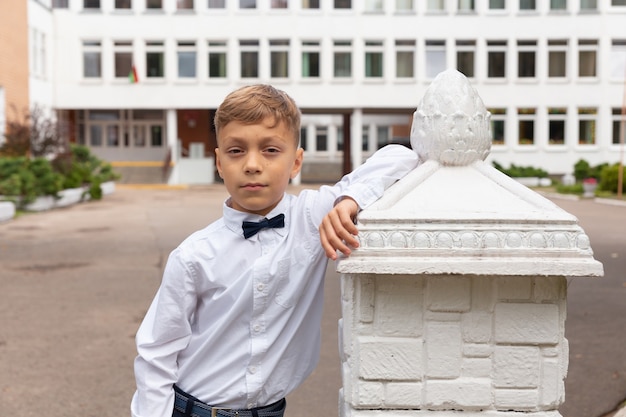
[{"x1": 411, "y1": 69, "x2": 492, "y2": 166}]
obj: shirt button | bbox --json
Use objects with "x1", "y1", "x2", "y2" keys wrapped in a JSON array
[
  {"x1": 249, "y1": 366, "x2": 257, "y2": 374},
  {"x1": 257, "y1": 283, "x2": 265, "y2": 291},
  {"x1": 253, "y1": 324, "x2": 261, "y2": 332}
]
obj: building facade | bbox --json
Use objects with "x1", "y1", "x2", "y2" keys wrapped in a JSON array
[{"x1": 2, "y1": 0, "x2": 626, "y2": 183}]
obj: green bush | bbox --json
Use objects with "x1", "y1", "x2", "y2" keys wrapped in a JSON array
[
  {"x1": 0, "y1": 144, "x2": 120, "y2": 208},
  {"x1": 598, "y1": 163, "x2": 626, "y2": 194},
  {"x1": 555, "y1": 183, "x2": 583, "y2": 195},
  {"x1": 492, "y1": 161, "x2": 548, "y2": 178}
]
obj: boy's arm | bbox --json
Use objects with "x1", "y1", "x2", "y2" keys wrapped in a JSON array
[{"x1": 317, "y1": 144, "x2": 419, "y2": 260}]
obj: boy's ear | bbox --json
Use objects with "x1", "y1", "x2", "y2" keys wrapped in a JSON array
[
  {"x1": 215, "y1": 148, "x2": 223, "y2": 179},
  {"x1": 290, "y1": 148, "x2": 304, "y2": 179}
]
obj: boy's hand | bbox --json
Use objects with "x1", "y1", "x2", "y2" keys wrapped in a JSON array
[{"x1": 320, "y1": 197, "x2": 360, "y2": 260}]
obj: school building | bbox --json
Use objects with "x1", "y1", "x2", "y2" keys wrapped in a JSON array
[{"x1": 1, "y1": 0, "x2": 625, "y2": 184}]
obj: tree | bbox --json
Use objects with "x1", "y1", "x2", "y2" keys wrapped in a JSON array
[{"x1": 0, "y1": 104, "x2": 68, "y2": 157}]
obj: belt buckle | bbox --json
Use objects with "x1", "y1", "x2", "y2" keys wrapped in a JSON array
[{"x1": 211, "y1": 407, "x2": 236, "y2": 417}]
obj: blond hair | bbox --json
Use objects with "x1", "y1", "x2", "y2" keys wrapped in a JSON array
[{"x1": 214, "y1": 84, "x2": 301, "y2": 145}]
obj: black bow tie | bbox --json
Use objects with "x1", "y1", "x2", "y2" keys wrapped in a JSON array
[{"x1": 242, "y1": 214, "x2": 285, "y2": 239}]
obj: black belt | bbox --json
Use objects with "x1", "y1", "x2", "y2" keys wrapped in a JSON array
[{"x1": 173, "y1": 385, "x2": 286, "y2": 417}]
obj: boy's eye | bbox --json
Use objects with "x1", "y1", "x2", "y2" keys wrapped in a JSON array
[
  {"x1": 227, "y1": 148, "x2": 243, "y2": 154},
  {"x1": 265, "y1": 148, "x2": 280, "y2": 153}
]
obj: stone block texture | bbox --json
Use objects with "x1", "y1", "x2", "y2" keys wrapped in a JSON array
[{"x1": 340, "y1": 274, "x2": 568, "y2": 413}]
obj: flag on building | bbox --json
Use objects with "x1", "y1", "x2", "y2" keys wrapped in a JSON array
[{"x1": 129, "y1": 65, "x2": 139, "y2": 83}]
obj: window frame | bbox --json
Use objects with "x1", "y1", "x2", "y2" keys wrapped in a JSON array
[
  {"x1": 177, "y1": 41, "x2": 197, "y2": 79},
  {"x1": 548, "y1": 107, "x2": 567, "y2": 146},
  {"x1": 270, "y1": 39, "x2": 290, "y2": 79},
  {"x1": 517, "y1": 108, "x2": 536, "y2": 146},
  {"x1": 240, "y1": 39, "x2": 260, "y2": 78},
  {"x1": 146, "y1": 41, "x2": 165, "y2": 79},
  {"x1": 395, "y1": 39, "x2": 415, "y2": 79},
  {"x1": 82, "y1": 40, "x2": 102, "y2": 79},
  {"x1": 333, "y1": 40, "x2": 353, "y2": 78},
  {"x1": 208, "y1": 41, "x2": 228, "y2": 79},
  {"x1": 302, "y1": 40, "x2": 321, "y2": 78},
  {"x1": 578, "y1": 107, "x2": 597, "y2": 145},
  {"x1": 365, "y1": 40, "x2": 384, "y2": 79},
  {"x1": 425, "y1": 40, "x2": 446, "y2": 79}
]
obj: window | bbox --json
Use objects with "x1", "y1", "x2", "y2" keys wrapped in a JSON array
[
  {"x1": 302, "y1": 41, "x2": 321, "y2": 78},
  {"x1": 177, "y1": 0, "x2": 194, "y2": 10},
  {"x1": 302, "y1": 0, "x2": 320, "y2": 8},
  {"x1": 425, "y1": 40, "x2": 446, "y2": 78},
  {"x1": 52, "y1": 0, "x2": 69, "y2": 7},
  {"x1": 114, "y1": 41, "x2": 133, "y2": 78},
  {"x1": 580, "y1": 0, "x2": 597, "y2": 10},
  {"x1": 240, "y1": 40, "x2": 259, "y2": 78},
  {"x1": 612, "y1": 0, "x2": 626, "y2": 5},
  {"x1": 578, "y1": 108, "x2": 597, "y2": 145},
  {"x1": 517, "y1": 40, "x2": 536, "y2": 78},
  {"x1": 146, "y1": 0, "x2": 162, "y2": 8},
  {"x1": 610, "y1": 40, "x2": 626, "y2": 80},
  {"x1": 456, "y1": 40, "x2": 475, "y2": 78},
  {"x1": 316, "y1": 127, "x2": 328, "y2": 151},
  {"x1": 270, "y1": 40, "x2": 289, "y2": 78},
  {"x1": 396, "y1": 0, "x2": 414, "y2": 12},
  {"x1": 146, "y1": 41, "x2": 164, "y2": 78},
  {"x1": 550, "y1": 0, "x2": 567, "y2": 10},
  {"x1": 271, "y1": 0, "x2": 288, "y2": 8},
  {"x1": 613, "y1": 108, "x2": 626, "y2": 145},
  {"x1": 334, "y1": 0, "x2": 351, "y2": 8},
  {"x1": 518, "y1": 108, "x2": 535, "y2": 145},
  {"x1": 520, "y1": 0, "x2": 536, "y2": 10},
  {"x1": 30, "y1": 30, "x2": 46, "y2": 79},
  {"x1": 177, "y1": 41, "x2": 197, "y2": 78},
  {"x1": 151, "y1": 125, "x2": 163, "y2": 147},
  {"x1": 487, "y1": 40, "x2": 507, "y2": 78},
  {"x1": 115, "y1": 0, "x2": 131, "y2": 8},
  {"x1": 365, "y1": 0, "x2": 383, "y2": 12},
  {"x1": 84, "y1": 0, "x2": 100, "y2": 9},
  {"x1": 489, "y1": 108, "x2": 506, "y2": 145},
  {"x1": 458, "y1": 0, "x2": 475, "y2": 12},
  {"x1": 578, "y1": 39, "x2": 598, "y2": 77},
  {"x1": 208, "y1": 41, "x2": 227, "y2": 78},
  {"x1": 548, "y1": 108, "x2": 567, "y2": 145},
  {"x1": 489, "y1": 0, "x2": 505, "y2": 9},
  {"x1": 240, "y1": 0, "x2": 256, "y2": 8},
  {"x1": 83, "y1": 41, "x2": 101, "y2": 78},
  {"x1": 377, "y1": 126, "x2": 390, "y2": 149},
  {"x1": 548, "y1": 40, "x2": 567, "y2": 78},
  {"x1": 427, "y1": 0, "x2": 445, "y2": 11},
  {"x1": 208, "y1": 0, "x2": 225, "y2": 7},
  {"x1": 333, "y1": 40, "x2": 352, "y2": 78},
  {"x1": 395, "y1": 40, "x2": 415, "y2": 78},
  {"x1": 365, "y1": 41, "x2": 384, "y2": 78},
  {"x1": 88, "y1": 110, "x2": 119, "y2": 147}
]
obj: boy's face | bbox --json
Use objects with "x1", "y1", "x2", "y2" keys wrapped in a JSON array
[{"x1": 216, "y1": 118, "x2": 303, "y2": 216}]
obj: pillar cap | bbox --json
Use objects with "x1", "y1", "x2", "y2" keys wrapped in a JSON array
[{"x1": 338, "y1": 71, "x2": 603, "y2": 278}]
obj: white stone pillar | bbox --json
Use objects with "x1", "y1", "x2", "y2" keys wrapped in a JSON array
[
  {"x1": 337, "y1": 69, "x2": 603, "y2": 417},
  {"x1": 351, "y1": 108, "x2": 363, "y2": 169},
  {"x1": 166, "y1": 108, "x2": 179, "y2": 185}
]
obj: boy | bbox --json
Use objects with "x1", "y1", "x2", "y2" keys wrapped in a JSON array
[{"x1": 131, "y1": 84, "x2": 418, "y2": 417}]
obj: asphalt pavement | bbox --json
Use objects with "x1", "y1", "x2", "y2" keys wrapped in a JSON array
[{"x1": 0, "y1": 184, "x2": 624, "y2": 417}]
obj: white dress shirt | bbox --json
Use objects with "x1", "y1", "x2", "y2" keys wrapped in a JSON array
[{"x1": 131, "y1": 145, "x2": 419, "y2": 417}]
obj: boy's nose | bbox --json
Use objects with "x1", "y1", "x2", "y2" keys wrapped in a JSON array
[{"x1": 244, "y1": 152, "x2": 262, "y2": 173}]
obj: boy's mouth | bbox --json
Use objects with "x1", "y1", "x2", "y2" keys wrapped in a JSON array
[{"x1": 242, "y1": 183, "x2": 266, "y2": 190}]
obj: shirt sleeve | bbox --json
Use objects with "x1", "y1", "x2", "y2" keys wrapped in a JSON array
[
  {"x1": 131, "y1": 248, "x2": 197, "y2": 417},
  {"x1": 309, "y1": 144, "x2": 419, "y2": 227}
]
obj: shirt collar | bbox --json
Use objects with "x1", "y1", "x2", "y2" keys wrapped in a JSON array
[{"x1": 223, "y1": 194, "x2": 290, "y2": 239}]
